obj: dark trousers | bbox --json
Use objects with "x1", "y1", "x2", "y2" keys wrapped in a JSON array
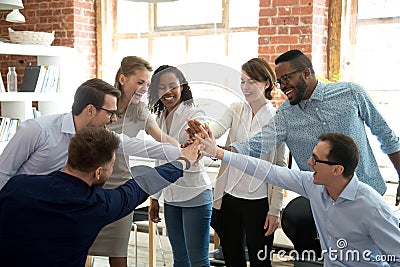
[{"x1": 217, "y1": 194, "x2": 274, "y2": 267}]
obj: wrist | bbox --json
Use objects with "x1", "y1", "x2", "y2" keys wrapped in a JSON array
[
  {"x1": 176, "y1": 156, "x2": 191, "y2": 170},
  {"x1": 215, "y1": 147, "x2": 224, "y2": 160}
]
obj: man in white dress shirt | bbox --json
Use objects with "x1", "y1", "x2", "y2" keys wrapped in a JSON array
[
  {"x1": 195, "y1": 126, "x2": 400, "y2": 266},
  {"x1": 0, "y1": 78, "x2": 180, "y2": 189}
]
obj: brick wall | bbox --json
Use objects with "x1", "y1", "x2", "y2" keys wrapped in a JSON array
[
  {"x1": 0, "y1": 0, "x2": 96, "y2": 90},
  {"x1": 258, "y1": 0, "x2": 329, "y2": 106}
]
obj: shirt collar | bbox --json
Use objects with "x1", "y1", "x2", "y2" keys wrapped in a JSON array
[
  {"x1": 321, "y1": 174, "x2": 359, "y2": 202},
  {"x1": 338, "y1": 174, "x2": 359, "y2": 201},
  {"x1": 61, "y1": 112, "x2": 76, "y2": 135},
  {"x1": 309, "y1": 81, "x2": 325, "y2": 101}
]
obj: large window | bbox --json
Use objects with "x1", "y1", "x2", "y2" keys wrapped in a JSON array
[
  {"x1": 341, "y1": 0, "x2": 400, "y2": 178},
  {"x1": 99, "y1": 0, "x2": 259, "y2": 89}
]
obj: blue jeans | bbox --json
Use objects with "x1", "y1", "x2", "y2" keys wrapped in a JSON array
[{"x1": 164, "y1": 189, "x2": 212, "y2": 267}]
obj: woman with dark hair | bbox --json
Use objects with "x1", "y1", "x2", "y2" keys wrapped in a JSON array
[
  {"x1": 209, "y1": 58, "x2": 287, "y2": 267},
  {"x1": 148, "y1": 65, "x2": 212, "y2": 267},
  {"x1": 88, "y1": 57, "x2": 178, "y2": 267}
]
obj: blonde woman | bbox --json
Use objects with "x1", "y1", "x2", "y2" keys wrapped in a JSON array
[{"x1": 88, "y1": 56, "x2": 178, "y2": 267}]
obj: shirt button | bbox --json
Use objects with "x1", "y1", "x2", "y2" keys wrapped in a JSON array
[
  {"x1": 315, "y1": 108, "x2": 319, "y2": 111},
  {"x1": 323, "y1": 122, "x2": 326, "y2": 125}
]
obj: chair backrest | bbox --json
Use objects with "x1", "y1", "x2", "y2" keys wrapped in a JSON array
[
  {"x1": 281, "y1": 196, "x2": 322, "y2": 255},
  {"x1": 130, "y1": 165, "x2": 153, "y2": 223}
]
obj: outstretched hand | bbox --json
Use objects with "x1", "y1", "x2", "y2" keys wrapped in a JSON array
[{"x1": 180, "y1": 138, "x2": 200, "y2": 165}]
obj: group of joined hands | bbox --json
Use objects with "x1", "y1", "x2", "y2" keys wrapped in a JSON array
[{"x1": 178, "y1": 119, "x2": 224, "y2": 169}]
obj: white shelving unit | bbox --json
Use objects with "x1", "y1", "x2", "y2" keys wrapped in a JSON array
[{"x1": 0, "y1": 42, "x2": 82, "y2": 121}]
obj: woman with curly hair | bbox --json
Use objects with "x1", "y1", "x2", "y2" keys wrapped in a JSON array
[{"x1": 148, "y1": 65, "x2": 212, "y2": 267}]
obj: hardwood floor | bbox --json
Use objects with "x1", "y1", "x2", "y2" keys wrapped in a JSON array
[{"x1": 91, "y1": 231, "x2": 294, "y2": 267}]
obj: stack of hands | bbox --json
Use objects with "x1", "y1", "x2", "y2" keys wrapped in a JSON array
[{"x1": 180, "y1": 119, "x2": 222, "y2": 160}]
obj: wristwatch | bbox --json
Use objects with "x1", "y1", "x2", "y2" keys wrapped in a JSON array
[{"x1": 176, "y1": 156, "x2": 191, "y2": 170}]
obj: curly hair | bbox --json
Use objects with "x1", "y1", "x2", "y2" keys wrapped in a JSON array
[{"x1": 148, "y1": 65, "x2": 193, "y2": 116}]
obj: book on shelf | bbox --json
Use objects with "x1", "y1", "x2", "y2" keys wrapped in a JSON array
[
  {"x1": 0, "y1": 117, "x2": 20, "y2": 142},
  {"x1": 20, "y1": 65, "x2": 60, "y2": 93},
  {"x1": 32, "y1": 107, "x2": 41, "y2": 118},
  {"x1": 20, "y1": 65, "x2": 41, "y2": 92}
]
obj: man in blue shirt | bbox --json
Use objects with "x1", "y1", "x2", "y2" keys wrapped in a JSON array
[
  {"x1": 0, "y1": 127, "x2": 197, "y2": 267},
  {"x1": 230, "y1": 50, "x2": 400, "y2": 202},
  {"x1": 197, "y1": 130, "x2": 400, "y2": 266}
]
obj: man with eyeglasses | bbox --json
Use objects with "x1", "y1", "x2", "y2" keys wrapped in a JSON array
[
  {"x1": 195, "y1": 130, "x2": 400, "y2": 266},
  {"x1": 228, "y1": 50, "x2": 400, "y2": 206},
  {"x1": 0, "y1": 78, "x2": 182, "y2": 190}
]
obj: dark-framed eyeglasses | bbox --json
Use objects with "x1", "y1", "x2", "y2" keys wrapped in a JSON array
[
  {"x1": 274, "y1": 68, "x2": 305, "y2": 89},
  {"x1": 95, "y1": 106, "x2": 117, "y2": 120},
  {"x1": 311, "y1": 155, "x2": 341, "y2": 166}
]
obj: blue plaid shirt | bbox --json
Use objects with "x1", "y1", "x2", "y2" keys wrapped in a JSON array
[{"x1": 232, "y1": 81, "x2": 400, "y2": 195}]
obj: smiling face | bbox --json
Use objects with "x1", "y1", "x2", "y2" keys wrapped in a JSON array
[
  {"x1": 157, "y1": 72, "x2": 183, "y2": 113},
  {"x1": 275, "y1": 61, "x2": 310, "y2": 105},
  {"x1": 240, "y1": 70, "x2": 269, "y2": 103},
  {"x1": 119, "y1": 68, "x2": 151, "y2": 105},
  {"x1": 307, "y1": 141, "x2": 336, "y2": 186}
]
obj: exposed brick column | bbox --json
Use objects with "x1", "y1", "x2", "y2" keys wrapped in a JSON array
[{"x1": 258, "y1": 0, "x2": 329, "y2": 106}]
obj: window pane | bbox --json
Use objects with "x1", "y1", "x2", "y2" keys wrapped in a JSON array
[
  {"x1": 229, "y1": 0, "x2": 259, "y2": 27},
  {"x1": 353, "y1": 23, "x2": 400, "y2": 91},
  {"x1": 117, "y1": 1, "x2": 149, "y2": 34},
  {"x1": 152, "y1": 36, "x2": 186, "y2": 67},
  {"x1": 102, "y1": 38, "x2": 149, "y2": 83},
  {"x1": 156, "y1": 0, "x2": 222, "y2": 27},
  {"x1": 188, "y1": 35, "x2": 225, "y2": 64},
  {"x1": 227, "y1": 31, "x2": 258, "y2": 70},
  {"x1": 358, "y1": 0, "x2": 400, "y2": 19}
]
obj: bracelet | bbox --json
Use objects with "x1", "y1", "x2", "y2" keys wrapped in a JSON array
[{"x1": 176, "y1": 156, "x2": 191, "y2": 170}]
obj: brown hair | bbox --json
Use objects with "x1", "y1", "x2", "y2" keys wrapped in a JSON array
[
  {"x1": 67, "y1": 127, "x2": 120, "y2": 172},
  {"x1": 241, "y1": 58, "x2": 276, "y2": 100}
]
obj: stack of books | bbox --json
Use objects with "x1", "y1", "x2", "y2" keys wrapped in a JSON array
[{"x1": 20, "y1": 65, "x2": 60, "y2": 93}]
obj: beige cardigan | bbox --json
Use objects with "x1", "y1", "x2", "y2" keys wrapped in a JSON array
[{"x1": 211, "y1": 102, "x2": 287, "y2": 217}]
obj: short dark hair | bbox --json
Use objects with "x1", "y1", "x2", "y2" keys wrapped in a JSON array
[
  {"x1": 71, "y1": 78, "x2": 121, "y2": 115},
  {"x1": 318, "y1": 133, "x2": 359, "y2": 178},
  {"x1": 242, "y1": 58, "x2": 276, "y2": 100},
  {"x1": 275, "y1": 50, "x2": 315, "y2": 75},
  {"x1": 67, "y1": 127, "x2": 120, "y2": 172},
  {"x1": 148, "y1": 65, "x2": 193, "y2": 116}
]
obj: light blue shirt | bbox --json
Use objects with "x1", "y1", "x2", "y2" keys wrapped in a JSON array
[
  {"x1": 0, "y1": 113, "x2": 180, "y2": 189},
  {"x1": 222, "y1": 151, "x2": 400, "y2": 267},
  {"x1": 232, "y1": 81, "x2": 400, "y2": 195}
]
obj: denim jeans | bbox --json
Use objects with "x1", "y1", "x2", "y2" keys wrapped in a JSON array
[{"x1": 164, "y1": 189, "x2": 212, "y2": 267}]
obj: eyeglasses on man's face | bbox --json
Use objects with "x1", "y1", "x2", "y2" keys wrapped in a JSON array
[
  {"x1": 311, "y1": 155, "x2": 341, "y2": 166},
  {"x1": 274, "y1": 68, "x2": 305, "y2": 89},
  {"x1": 95, "y1": 106, "x2": 117, "y2": 120}
]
